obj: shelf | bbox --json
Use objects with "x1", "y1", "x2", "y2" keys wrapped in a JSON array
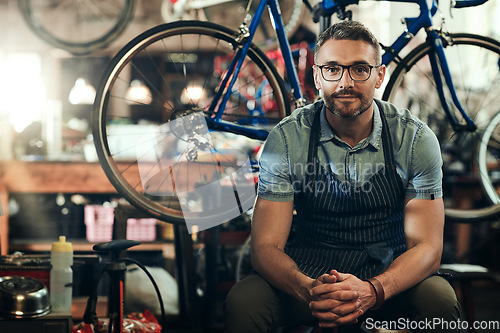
[
  {"x1": 0, "y1": 160, "x2": 133, "y2": 255},
  {"x1": 9, "y1": 240, "x2": 176, "y2": 259}
]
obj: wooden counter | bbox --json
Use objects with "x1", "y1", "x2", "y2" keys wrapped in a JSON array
[{"x1": 0, "y1": 160, "x2": 117, "y2": 194}]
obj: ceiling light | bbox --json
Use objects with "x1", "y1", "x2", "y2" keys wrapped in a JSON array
[
  {"x1": 125, "y1": 79, "x2": 152, "y2": 105},
  {"x1": 69, "y1": 78, "x2": 96, "y2": 105},
  {"x1": 180, "y1": 84, "x2": 206, "y2": 106}
]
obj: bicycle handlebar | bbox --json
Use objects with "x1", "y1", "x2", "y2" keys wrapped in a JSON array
[
  {"x1": 452, "y1": 0, "x2": 489, "y2": 8},
  {"x1": 316, "y1": 0, "x2": 489, "y2": 11}
]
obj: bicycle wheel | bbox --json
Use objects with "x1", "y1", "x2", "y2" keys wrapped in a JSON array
[
  {"x1": 92, "y1": 21, "x2": 290, "y2": 225},
  {"x1": 161, "y1": 0, "x2": 304, "y2": 48},
  {"x1": 382, "y1": 33, "x2": 500, "y2": 221},
  {"x1": 478, "y1": 110, "x2": 500, "y2": 207},
  {"x1": 18, "y1": 0, "x2": 135, "y2": 55}
]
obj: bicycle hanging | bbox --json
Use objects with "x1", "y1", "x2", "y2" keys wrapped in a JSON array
[
  {"x1": 92, "y1": 0, "x2": 500, "y2": 225},
  {"x1": 19, "y1": 0, "x2": 136, "y2": 55}
]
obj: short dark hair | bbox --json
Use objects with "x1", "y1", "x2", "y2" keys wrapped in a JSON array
[{"x1": 314, "y1": 21, "x2": 381, "y2": 64}]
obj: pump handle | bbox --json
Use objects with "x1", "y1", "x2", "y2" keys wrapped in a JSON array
[{"x1": 93, "y1": 239, "x2": 141, "y2": 255}]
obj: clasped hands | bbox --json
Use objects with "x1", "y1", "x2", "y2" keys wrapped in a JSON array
[{"x1": 308, "y1": 269, "x2": 377, "y2": 328}]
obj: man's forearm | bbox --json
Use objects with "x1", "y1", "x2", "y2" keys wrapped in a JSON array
[
  {"x1": 250, "y1": 198, "x2": 314, "y2": 302},
  {"x1": 375, "y1": 242, "x2": 441, "y2": 301},
  {"x1": 252, "y1": 244, "x2": 314, "y2": 303}
]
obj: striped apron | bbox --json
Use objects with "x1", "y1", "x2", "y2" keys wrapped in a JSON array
[{"x1": 285, "y1": 101, "x2": 407, "y2": 280}]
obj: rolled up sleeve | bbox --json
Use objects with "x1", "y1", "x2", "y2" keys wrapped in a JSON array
[
  {"x1": 257, "y1": 127, "x2": 295, "y2": 202},
  {"x1": 405, "y1": 125, "x2": 443, "y2": 200}
]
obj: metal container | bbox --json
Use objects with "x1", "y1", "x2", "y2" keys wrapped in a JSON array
[{"x1": 0, "y1": 276, "x2": 51, "y2": 318}]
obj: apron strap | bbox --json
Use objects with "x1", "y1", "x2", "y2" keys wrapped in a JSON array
[
  {"x1": 307, "y1": 102, "x2": 323, "y2": 165},
  {"x1": 374, "y1": 99, "x2": 397, "y2": 169},
  {"x1": 305, "y1": 102, "x2": 324, "y2": 190},
  {"x1": 375, "y1": 100, "x2": 405, "y2": 201}
]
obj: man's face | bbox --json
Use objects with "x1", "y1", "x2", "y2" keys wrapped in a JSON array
[{"x1": 313, "y1": 39, "x2": 386, "y2": 119}]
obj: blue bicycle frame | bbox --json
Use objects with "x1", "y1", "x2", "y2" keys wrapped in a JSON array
[
  {"x1": 206, "y1": 0, "x2": 304, "y2": 141},
  {"x1": 207, "y1": 0, "x2": 487, "y2": 140}
]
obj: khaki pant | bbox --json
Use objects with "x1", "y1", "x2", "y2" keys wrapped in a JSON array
[{"x1": 224, "y1": 274, "x2": 464, "y2": 333}]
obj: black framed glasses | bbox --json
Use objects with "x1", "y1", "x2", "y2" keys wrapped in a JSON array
[{"x1": 316, "y1": 63, "x2": 381, "y2": 82}]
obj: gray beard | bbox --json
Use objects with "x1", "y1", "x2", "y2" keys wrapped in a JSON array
[
  {"x1": 326, "y1": 102, "x2": 371, "y2": 119},
  {"x1": 318, "y1": 88, "x2": 372, "y2": 118}
]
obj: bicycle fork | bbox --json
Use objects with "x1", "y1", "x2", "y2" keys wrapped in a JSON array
[{"x1": 427, "y1": 29, "x2": 477, "y2": 132}]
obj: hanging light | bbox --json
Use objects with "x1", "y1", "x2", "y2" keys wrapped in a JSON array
[
  {"x1": 69, "y1": 78, "x2": 96, "y2": 105},
  {"x1": 125, "y1": 79, "x2": 152, "y2": 105},
  {"x1": 180, "y1": 84, "x2": 206, "y2": 106}
]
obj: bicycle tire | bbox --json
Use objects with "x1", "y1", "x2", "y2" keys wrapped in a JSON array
[
  {"x1": 382, "y1": 33, "x2": 500, "y2": 222},
  {"x1": 92, "y1": 21, "x2": 290, "y2": 225},
  {"x1": 478, "y1": 110, "x2": 500, "y2": 206},
  {"x1": 18, "y1": 0, "x2": 135, "y2": 55},
  {"x1": 161, "y1": 0, "x2": 304, "y2": 47},
  {"x1": 235, "y1": 234, "x2": 251, "y2": 282}
]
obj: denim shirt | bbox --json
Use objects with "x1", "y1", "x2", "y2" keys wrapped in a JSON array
[{"x1": 257, "y1": 99, "x2": 443, "y2": 202}]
